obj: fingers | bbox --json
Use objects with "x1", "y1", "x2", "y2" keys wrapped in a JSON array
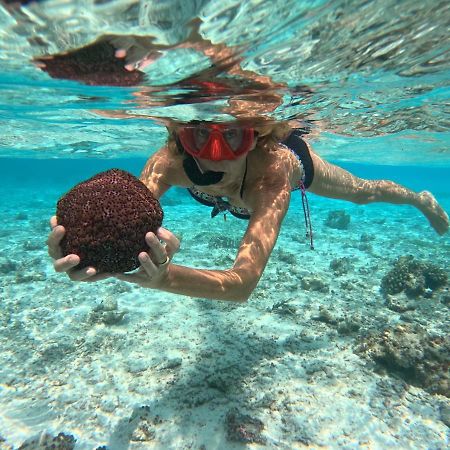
[
  {"x1": 53, "y1": 253, "x2": 110, "y2": 282},
  {"x1": 115, "y1": 49, "x2": 127, "y2": 59},
  {"x1": 47, "y1": 217, "x2": 96, "y2": 281},
  {"x1": 50, "y1": 215, "x2": 58, "y2": 229},
  {"x1": 67, "y1": 268, "x2": 108, "y2": 282},
  {"x1": 145, "y1": 232, "x2": 168, "y2": 264},
  {"x1": 109, "y1": 35, "x2": 163, "y2": 71},
  {"x1": 54, "y1": 256, "x2": 105, "y2": 282},
  {"x1": 156, "y1": 227, "x2": 180, "y2": 258},
  {"x1": 113, "y1": 48, "x2": 136, "y2": 72},
  {"x1": 47, "y1": 215, "x2": 111, "y2": 282},
  {"x1": 114, "y1": 249, "x2": 167, "y2": 287},
  {"x1": 139, "y1": 251, "x2": 160, "y2": 270},
  {"x1": 53, "y1": 254, "x2": 80, "y2": 273},
  {"x1": 82, "y1": 272, "x2": 112, "y2": 282},
  {"x1": 47, "y1": 224, "x2": 65, "y2": 259}
]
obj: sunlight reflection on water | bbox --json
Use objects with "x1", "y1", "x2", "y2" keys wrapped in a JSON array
[{"x1": 0, "y1": 0, "x2": 448, "y2": 164}]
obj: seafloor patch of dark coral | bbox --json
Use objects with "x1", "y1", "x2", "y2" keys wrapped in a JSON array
[
  {"x1": 381, "y1": 255, "x2": 448, "y2": 298},
  {"x1": 330, "y1": 257, "x2": 353, "y2": 276},
  {"x1": 89, "y1": 297, "x2": 126, "y2": 325},
  {"x1": 355, "y1": 324, "x2": 449, "y2": 397},
  {"x1": 18, "y1": 431, "x2": 76, "y2": 450},
  {"x1": 301, "y1": 275, "x2": 330, "y2": 293},
  {"x1": 267, "y1": 299, "x2": 298, "y2": 316},
  {"x1": 225, "y1": 408, "x2": 266, "y2": 444},
  {"x1": 57, "y1": 169, "x2": 163, "y2": 273},
  {"x1": 0, "y1": 257, "x2": 18, "y2": 274},
  {"x1": 313, "y1": 307, "x2": 361, "y2": 335}
]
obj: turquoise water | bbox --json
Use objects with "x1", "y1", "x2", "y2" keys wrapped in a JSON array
[{"x1": 1, "y1": 0, "x2": 449, "y2": 449}]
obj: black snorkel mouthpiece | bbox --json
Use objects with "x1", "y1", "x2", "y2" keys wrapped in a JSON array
[
  {"x1": 182, "y1": 155, "x2": 225, "y2": 186},
  {"x1": 175, "y1": 135, "x2": 225, "y2": 186}
]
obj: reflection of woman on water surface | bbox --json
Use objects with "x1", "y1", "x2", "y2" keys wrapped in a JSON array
[{"x1": 40, "y1": 33, "x2": 449, "y2": 302}]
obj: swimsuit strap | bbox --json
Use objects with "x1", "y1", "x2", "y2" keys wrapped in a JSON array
[
  {"x1": 300, "y1": 181, "x2": 314, "y2": 250},
  {"x1": 239, "y1": 157, "x2": 248, "y2": 199},
  {"x1": 279, "y1": 141, "x2": 314, "y2": 250},
  {"x1": 187, "y1": 186, "x2": 251, "y2": 220},
  {"x1": 278, "y1": 142, "x2": 306, "y2": 191}
]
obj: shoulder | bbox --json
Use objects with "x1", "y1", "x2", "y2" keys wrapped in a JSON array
[
  {"x1": 248, "y1": 143, "x2": 296, "y2": 180},
  {"x1": 140, "y1": 146, "x2": 190, "y2": 188},
  {"x1": 244, "y1": 145, "x2": 293, "y2": 209}
]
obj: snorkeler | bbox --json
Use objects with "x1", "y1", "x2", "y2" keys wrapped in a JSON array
[
  {"x1": 38, "y1": 26, "x2": 448, "y2": 301},
  {"x1": 47, "y1": 121, "x2": 449, "y2": 302}
]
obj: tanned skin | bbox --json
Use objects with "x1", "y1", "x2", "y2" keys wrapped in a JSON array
[{"x1": 48, "y1": 129, "x2": 449, "y2": 302}]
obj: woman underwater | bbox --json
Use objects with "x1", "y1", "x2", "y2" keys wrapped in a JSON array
[
  {"x1": 48, "y1": 119, "x2": 449, "y2": 301},
  {"x1": 41, "y1": 33, "x2": 449, "y2": 301}
]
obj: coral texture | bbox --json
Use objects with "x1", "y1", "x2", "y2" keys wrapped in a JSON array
[
  {"x1": 57, "y1": 169, "x2": 163, "y2": 273},
  {"x1": 34, "y1": 40, "x2": 144, "y2": 86},
  {"x1": 18, "y1": 431, "x2": 76, "y2": 450},
  {"x1": 356, "y1": 324, "x2": 449, "y2": 397},
  {"x1": 381, "y1": 255, "x2": 448, "y2": 297},
  {"x1": 225, "y1": 408, "x2": 266, "y2": 444}
]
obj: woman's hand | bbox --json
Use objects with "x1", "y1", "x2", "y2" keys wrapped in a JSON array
[
  {"x1": 47, "y1": 216, "x2": 110, "y2": 282},
  {"x1": 115, "y1": 227, "x2": 180, "y2": 289},
  {"x1": 109, "y1": 35, "x2": 163, "y2": 71}
]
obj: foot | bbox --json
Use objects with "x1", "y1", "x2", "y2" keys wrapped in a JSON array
[{"x1": 417, "y1": 191, "x2": 449, "y2": 235}]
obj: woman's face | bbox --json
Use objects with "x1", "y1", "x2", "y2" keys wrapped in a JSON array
[
  {"x1": 192, "y1": 126, "x2": 245, "y2": 151},
  {"x1": 175, "y1": 123, "x2": 257, "y2": 161}
]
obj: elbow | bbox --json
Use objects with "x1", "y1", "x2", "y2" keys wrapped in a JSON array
[
  {"x1": 222, "y1": 268, "x2": 259, "y2": 303},
  {"x1": 228, "y1": 280, "x2": 257, "y2": 303},
  {"x1": 221, "y1": 283, "x2": 254, "y2": 303},
  {"x1": 232, "y1": 292, "x2": 251, "y2": 303}
]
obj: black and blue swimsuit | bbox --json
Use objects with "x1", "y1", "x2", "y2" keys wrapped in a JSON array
[{"x1": 186, "y1": 130, "x2": 315, "y2": 220}]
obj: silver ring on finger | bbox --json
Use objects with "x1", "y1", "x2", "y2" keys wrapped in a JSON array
[{"x1": 158, "y1": 256, "x2": 170, "y2": 267}]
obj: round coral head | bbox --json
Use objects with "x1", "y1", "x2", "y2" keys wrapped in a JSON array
[{"x1": 56, "y1": 169, "x2": 163, "y2": 273}]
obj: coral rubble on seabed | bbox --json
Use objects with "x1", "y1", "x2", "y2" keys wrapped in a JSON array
[{"x1": 0, "y1": 186, "x2": 449, "y2": 449}]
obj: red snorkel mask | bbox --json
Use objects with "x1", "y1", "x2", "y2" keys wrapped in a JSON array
[{"x1": 177, "y1": 124, "x2": 255, "y2": 161}]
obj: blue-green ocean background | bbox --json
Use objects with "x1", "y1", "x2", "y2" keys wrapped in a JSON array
[{"x1": 2, "y1": 157, "x2": 448, "y2": 217}]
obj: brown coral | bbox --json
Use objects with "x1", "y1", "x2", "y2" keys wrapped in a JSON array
[
  {"x1": 355, "y1": 324, "x2": 449, "y2": 397},
  {"x1": 34, "y1": 40, "x2": 144, "y2": 87},
  {"x1": 381, "y1": 255, "x2": 448, "y2": 297},
  {"x1": 56, "y1": 169, "x2": 163, "y2": 273}
]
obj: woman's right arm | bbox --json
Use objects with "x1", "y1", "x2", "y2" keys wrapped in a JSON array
[{"x1": 116, "y1": 165, "x2": 293, "y2": 302}]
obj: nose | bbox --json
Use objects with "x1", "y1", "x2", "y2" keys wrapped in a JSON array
[{"x1": 208, "y1": 134, "x2": 225, "y2": 161}]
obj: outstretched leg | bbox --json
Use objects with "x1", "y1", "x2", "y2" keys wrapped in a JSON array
[{"x1": 308, "y1": 151, "x2": 449, "y2": 235}]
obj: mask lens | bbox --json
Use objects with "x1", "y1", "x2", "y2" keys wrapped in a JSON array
[
  {"x1": 223, "y1": 128, "x2": 244, "y2": 151},
  {"x1": 193, "y1": 127, "x2": 211, "y2": 150},
  {"x1": 178, "y1": 124, "x2": 254, "y2": 160}
]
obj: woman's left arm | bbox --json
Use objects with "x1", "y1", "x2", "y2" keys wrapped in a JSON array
[{"x1": 117, "y1": 175, "x2": 292, "y2": 302}]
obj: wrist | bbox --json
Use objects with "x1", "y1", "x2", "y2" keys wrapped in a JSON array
[{"x1": 153, "y1": 261, "x2": 171, "y2": 289}]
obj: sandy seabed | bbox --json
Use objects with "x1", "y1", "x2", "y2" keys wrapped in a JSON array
[{"x1": 0, "y1": 184, "x2": 448, "y2": 450}]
